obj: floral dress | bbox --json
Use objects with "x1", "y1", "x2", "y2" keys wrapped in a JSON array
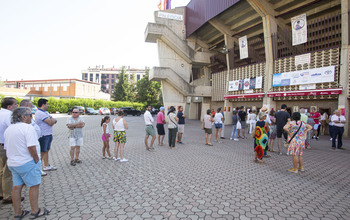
[
  {"x1": 287, "y1": 121, "x2": 307, "y2": 156},
  {"x1": 254, "y1": 120, "x2": 269, "y2": 159}
]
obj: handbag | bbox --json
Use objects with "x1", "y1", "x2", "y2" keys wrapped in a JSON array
[{"x1": 236, "y1": 121, "x2": 242, "y2": 130}]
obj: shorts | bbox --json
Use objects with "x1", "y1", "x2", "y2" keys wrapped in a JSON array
[
  {"x1": 70, "y1": 137, "x2": 83, "y2": 146},
  {"x1": 102, "y1": 133, "x2": 110, "y2": 142},
  {"x1": 240, "y1": 121, "x2": 246, "y2": 129},
  {"x1": 276, "y1": 128, "x2": 287, "y2": 139},
  {"x1": 215, "y1": 124, "x2": 222, "y2": 129},
  {"x1": 314, "y1": 124, "x2": 319, "y2": 130},
  {"x1": 114, "y1": 131, "x2": 126, "y2": 143},
  {"x1": 145, "y1": 125, "x2": 156, "y2": 137},
  {"x1": 9, "y1": 160, "x2": 41, "y2": 187},
  {"x1": 204, "y1": 128, "x2": 212, "y2": 134},
  {"x1": 39, "y1": 135, "x2": 53, "y2": 153},
  {"x1": 156, "y1": 124, "x2": 165, "y2": 135},
  {"x1": 178, "y1": 124, "x2": 185, "y2": 133}
]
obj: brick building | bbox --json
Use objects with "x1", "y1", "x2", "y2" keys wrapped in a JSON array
[{"x1": 4, "y1": 78, "x2": 110, "y2": 100}]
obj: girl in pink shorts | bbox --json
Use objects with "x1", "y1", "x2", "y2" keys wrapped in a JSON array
[{"x1": 101, "y1": 116, "x2": 112, "y2": 159}]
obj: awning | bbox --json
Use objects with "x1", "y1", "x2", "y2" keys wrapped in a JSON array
[
  {"x1": 224, "y1": 92, "x2": 265, "y2": 99},
  {"x1": 267, "y1": 88, "x2": 342, "y2": 98}
]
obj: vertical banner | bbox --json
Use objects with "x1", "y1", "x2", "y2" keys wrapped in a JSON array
[
  {"x1": 255, "y1": 76, "x2": 263, "y2": 89},
  {"x1": 243, "y1": 78, "x2": 250, "y2": 90},
  {"x1": 239, "y1": 36, "x2": 248, "y2": 59},
  {"x1": 291, "y1": 13, "x2": 307, "y2": 46}
]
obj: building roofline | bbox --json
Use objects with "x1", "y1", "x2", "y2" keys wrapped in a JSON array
[{"x1": 5, "y1": 78, "x2": 100, "y2": 85}]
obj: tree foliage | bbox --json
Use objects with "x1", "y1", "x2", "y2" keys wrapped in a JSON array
[
  {"x1": 113, "y1": 67, "x2": 134, "y2": 101},
  {"x1": 136, "y1": 71, "x2": 162, "y2": 106}
]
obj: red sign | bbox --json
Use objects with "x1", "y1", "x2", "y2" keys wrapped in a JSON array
[
  {"x1": 224, "y1": 93, "x2": 265, "y2": 99},
  {"x1": 267, "y1": 88, "x2": 342, "y2": 98}
]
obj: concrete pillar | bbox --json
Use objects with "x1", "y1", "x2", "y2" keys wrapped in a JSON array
[
  {"x1": 262, "y1": 15, "x2": 277, "y2": 111},
  {"x1": 223, "y1": 34, "x2": 234, "y2": 125},
  {"x1": 338, "y1": 0, "x2": 350, "y2": 136}
]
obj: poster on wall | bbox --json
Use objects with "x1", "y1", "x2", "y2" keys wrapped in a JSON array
[
  {"x1": 255, "y1": 76, "x2": 263, "y2": 89},
  {"x1": 228, "y1": 76, "x2": 263, "y2": 91},
  {"x1": 244, "y1": 78, "x2": 250, "y2": 90},
  {"x1": 239, "y1": 36, "x2": 248, "y2": 59},
  {"x1": 272, "y1": 66, "x2": 335, "y2": 87},
  {"x1": 291, "y1": 13, "x2": 307, "y2": 46}
]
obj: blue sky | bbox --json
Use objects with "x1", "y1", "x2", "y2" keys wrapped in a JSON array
[{"x1": 0, "y1": 0, "x2": 190, "y2": 81}]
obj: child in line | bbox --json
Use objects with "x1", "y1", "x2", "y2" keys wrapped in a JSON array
[
  {"x1": 112, "y1": 111, "x2": 128, "y2": 162},
  {"x1": 101, "y1": 116, "x2": 112, "y2": 159}
]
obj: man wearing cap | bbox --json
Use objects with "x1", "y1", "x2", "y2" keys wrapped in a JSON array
[{"x1": 156, "y1": 107, "x2": 166, "y2": 146}]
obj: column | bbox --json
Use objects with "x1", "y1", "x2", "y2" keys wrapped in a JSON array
[
  {"x1": 223, "y1": 34, "x2": 234, "y2": 125},
  {"x1": 262, "y1": 15, "x2": 277, "y2": 111},
  {"x1": 338, "y1": 0, "x2": 350, "y2": 137}
]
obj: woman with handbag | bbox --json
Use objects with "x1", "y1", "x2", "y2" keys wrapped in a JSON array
[
  {"x1": 167, "y1": 106, "x2": 179, "y2": 148},
  {"x1": 284, "y1": 112, "x2": 312, "y2": 173}
]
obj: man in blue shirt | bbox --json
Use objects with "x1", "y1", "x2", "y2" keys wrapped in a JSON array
[{"x1": 177, "y1": 106, "x2": 186, "y2": 144}]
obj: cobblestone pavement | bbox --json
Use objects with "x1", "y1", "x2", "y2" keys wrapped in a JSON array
[{"x1": 1, "y1": 114, "x2": 350, "y2": 220}]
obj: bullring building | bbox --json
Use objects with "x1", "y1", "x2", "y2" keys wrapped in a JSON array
[{"x1": 145, "y1": 0, "x2": 350, "y2": 136}]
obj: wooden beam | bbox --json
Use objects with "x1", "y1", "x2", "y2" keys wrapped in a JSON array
[
  {"x1": 273, "y1": 0, "x2": 298, "y2": 10},
  {"x1": 209, "y1": 18, "x2": 234, "y2": 36},
  {"x1": 230, "y1": 14, "x2": 261, "y2": 30}
]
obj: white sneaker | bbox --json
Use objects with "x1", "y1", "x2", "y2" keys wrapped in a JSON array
[
  {"x1": 41, "y1": 170, "x2": 47, "y2": 176},
  {"x1": 279, "y1": 152, "x2": 283, "y2": 155},
  {"x1": 234, "y1": 138, "x2": 239, "y2": 141},
  {"x1": 218, "y1": 141, "x2": 223, "y2": 143},
  {"x1": 120, "y1": 158, "x2": 128, "y2": 162},
  {"x1": 113, "y1": 157, "x2": 120, "y2": 161},
  {"x1": 230, "y1": 138, "x2": 233, "y2": 140},
  {"x1": 330, "y1": 138, "x2": 332, "y2": 141},
  {"x1": 43, "y1": 165, "x2": 57, "y2": 171}
]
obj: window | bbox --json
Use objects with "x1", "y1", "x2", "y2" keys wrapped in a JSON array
[
  {"x1": 90, "y1": 73, "x2": 93, "y2": 82},
  {"x1": 112, "y1": 74, "x2": 115, "y2": 78},
  {"x1": 137, "y1": 75, "x2": 140, "y2": 80},
  {"x1": 53, "y1": 85, "x2": 58, "y2": 91}
]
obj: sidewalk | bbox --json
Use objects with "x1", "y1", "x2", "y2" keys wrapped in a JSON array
[{"x1": 1, "y1": 116, "x2": 349, "y2": 219}]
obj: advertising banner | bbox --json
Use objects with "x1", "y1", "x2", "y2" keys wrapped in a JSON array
[
  {"x1": 239, "y1": 36, "x2": 248, "y2": 59},
  {"x1": 228, "y1": 76, "x2": 263, "y2": 91},
  {"x1": 272, "y1": 66, "x2": 335, "y2": 87},
  {"x1": 291, "y1": 13, "x2": 307, "y2": 46}
]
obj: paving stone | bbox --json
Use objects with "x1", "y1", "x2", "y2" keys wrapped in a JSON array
[{"x1": 1, "y1": 116, "x2": 349, "y2": 219}]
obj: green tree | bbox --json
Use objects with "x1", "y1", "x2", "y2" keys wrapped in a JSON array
[
  {"x1": 113, "y1": 67, "x2": 133, "y2": 101},
  {"x1": 136, "y1": 71, "x2": 162, "y2": 106}
]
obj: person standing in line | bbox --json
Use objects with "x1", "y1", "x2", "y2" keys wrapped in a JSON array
[
  {"x1": 156, "y1": 107, "x2": 166, "y2": 146},
  {"x1": 253, "y1": 112, "x2": 269, "y2": 163},
  {"x1": 113, "y1": 111, "x2": 129, "y2": 162},
  {"x1": 144, "y1": 105, "x2": 156, "y2": 151},
  {"x1": 305, "y1": 112, "x2": 314, "y2": 149},
  {"x1": 5, "y1": 107, "x2": 51, "y2": 219},
  {"x1": 101, "y1": 116, "x2": 112, "y2": 159},
  {"x1": 214, "y1": 107, "x2": 224, "y2": 143},
  {"x1": 238, "y1": 106, "x2": 247, "y2": 139},
  {"x1": 320, "y1": 111, "x2": 328, "y2": 136},
  {"x1": 0, "y1": 97, "x2": 18, "y2": 204},
  {"x1": 67, "y1": 108, "x2": 85, "y2": 166},
  {"x1": 248, "y1": 110, "x2": 257, "y2": 135},
  {"x1": 300, "y1": 108, "x2": 309, "y2": 149},
  {"x1": 167, "y1": 106, "x2": 178, "y2": 148},
  {"x1": 35, "y1": 99, "x2": 57, "y2": 173},
  {"x1": 211, "y1": 109, "x2": 215, "y2": 118},
  {"x1": 331, "y1": 110, "x2": 346, "y2": 150},
  {"x1": 220, "y1": 110, "x2": 226, "y2": 139},
  {"x1": 284, "y1": 112, "x2": 312, "y2": 173},
  {"x1": 230, "y1": 110, "x2": 239, "y2": 141},
  {"x1": 275, "y1": 104, "x2": 290, "y2": 155},
  {"x1": 329, "y1": 111, "x2": 335, "y2": 141},
  {"x1": 203, "y1": 109, "x2": 214, "y2": 146},
  {"x1": 310, "y1": 107, "x2": 321, "y2": 140},
  {"x1": 19, "y1": 100, "x2": 45, "y2": 176},
  {"x1": 268, "y1": 110, "x2": 277, "y2": 152},
  {"x1": 259, "y1": 106, "x2": 271, "y2": 158},
  {"x1": 177, "y1": 106, "x2": 186, "y2": 144}
]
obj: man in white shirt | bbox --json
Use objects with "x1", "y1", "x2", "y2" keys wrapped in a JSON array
[
  {"x1": 144, "y1": 105, "x2": 156, "y2": 151},
  {"x1": 331, "y1": 110, "x2": 346, "y2": 150},
  {"x1": 5, "y1": 107, "x2": 51, "y2": 219},
  {"x1": 0, "y1": 97, "x2": 18, "y2": 204}
]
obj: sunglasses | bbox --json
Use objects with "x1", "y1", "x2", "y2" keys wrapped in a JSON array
[{"x1": 72, "y1": 112, "x2": 79, "y2": 113}]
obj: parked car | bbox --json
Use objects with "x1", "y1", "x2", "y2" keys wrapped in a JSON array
[
  {"x1": 151, "y1": 108, "x2": 160, "y2": 115},
  {"x1": 68, "y1": 106, "x2": 85, "y2": 115},
  {"x1": 99, "y1": 107, "x2": 111, "y2": 115},
  {"x1": 119, "y1": 107, "x2": 141, "y2": 116},
  {"x1": 110, "y1": 108, "x2": 119, "y2": 115},
  {"x1": 86, "y1": 107, "x2": 98, "y2": 115}
]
